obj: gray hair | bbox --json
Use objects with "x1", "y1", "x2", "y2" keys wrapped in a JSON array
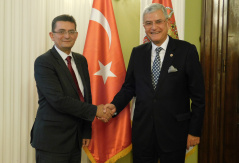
[{"x1": 143, "y1": 3, "x2": 169, "y2": 21}]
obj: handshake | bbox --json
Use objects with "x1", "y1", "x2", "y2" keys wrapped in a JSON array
[{"x1": 96, "y1": 104, "x2": 116, "y2": 122}]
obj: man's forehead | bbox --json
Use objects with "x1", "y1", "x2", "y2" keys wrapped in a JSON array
[
  {"x1": 55, "y1": 21, "x2": 75, "y2": 27},
  {"x1": 143, "y1": 10, "x2": 165, "y2": 21}
]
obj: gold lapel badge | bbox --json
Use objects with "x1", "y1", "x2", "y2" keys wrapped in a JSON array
[{"x1": 170, "y1": 54, "x2": 173, "y2": 57}]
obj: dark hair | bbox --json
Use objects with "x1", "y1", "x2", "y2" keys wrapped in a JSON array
[{"x1": 51, "y1": 14, "x2": 77, "y2": 32}]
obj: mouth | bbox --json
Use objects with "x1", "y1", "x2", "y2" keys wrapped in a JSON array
[{"x1": 151, "y1": 31, "x2": 160, "y2": 34}]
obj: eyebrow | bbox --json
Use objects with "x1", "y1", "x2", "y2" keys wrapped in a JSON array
[
  {"x1": 145, "y1": 19, "x2": 164, "y2": 22},
  {"x1": 57, "y1": 29, "x2": 75, "y2": 31}
]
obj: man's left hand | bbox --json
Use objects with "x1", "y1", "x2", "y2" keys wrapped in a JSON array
[
  {"x1": 187, "y1": 134, "x2": 200, "y2": 150},
  {"x1": 82, "y1": 139, "x2": 90, "y2": 147}
]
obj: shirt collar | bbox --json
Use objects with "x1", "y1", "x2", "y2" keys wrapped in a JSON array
[
  {"x1": 54, "y1": 45, "x2": 73, "y2": 61},
  {"x1": 151, "y1": 35, "x2": 169, "y2": 52}
]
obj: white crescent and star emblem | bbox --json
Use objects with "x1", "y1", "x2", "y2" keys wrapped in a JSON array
[{"x1": 90, "y1": 8, "x2": 116, "y2": 84}]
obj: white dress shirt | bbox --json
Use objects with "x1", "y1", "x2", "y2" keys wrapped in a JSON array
[
  {"x1": 55, "y1": 45, "x2": 84, "y2": 97},
  {"x1": 151, "y1": 35, "x2": 169, "y2": 69}
]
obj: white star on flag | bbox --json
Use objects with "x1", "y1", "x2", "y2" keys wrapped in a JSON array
[{"x1": 94, "y1": 61, "x2": 116, "y2": 84}]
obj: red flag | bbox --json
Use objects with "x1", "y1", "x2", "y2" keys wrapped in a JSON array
[
  {"x1": 153, "y1": 0, "x2": 179, "y2": 39},
  {"x1": 83, "y1": 0, "x2": 132, "y2": 162},
  {"x1": 143, "y1": 0, "x2": 179, "y2": 43}
]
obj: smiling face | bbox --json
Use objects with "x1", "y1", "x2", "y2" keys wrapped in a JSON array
[
  {"x1": 143, "y1": 9, "x2": 169, "y2": 46},
  {"x1": 49, "y1": 21, "x2": 78, "y2": 54}
]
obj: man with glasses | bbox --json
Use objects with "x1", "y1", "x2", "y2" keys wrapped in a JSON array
[
  {"x1": 104, "y1": 3, "x2": 205, "y2": 163},
  {"x1": 30, "y1": 14, "x2": 113, "y2": 163}
]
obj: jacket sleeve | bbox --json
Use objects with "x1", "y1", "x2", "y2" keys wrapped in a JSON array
[
  {"x1": 112, "y1": 48, "x2": 136, "y2": 114},
  {"x1": 186, "y1": 45, "x2": 205, "y2": 137}
]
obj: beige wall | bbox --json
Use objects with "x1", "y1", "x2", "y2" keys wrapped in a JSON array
[
  {"x1": 112, "y1": 0, "x2": 202, "y2": 162},
  {"x1": 185, "y1": 0, "x2": 202, "y2": 54},
  {"x1": 113, "y1": 0, "x2": 140, "y2": 68}
]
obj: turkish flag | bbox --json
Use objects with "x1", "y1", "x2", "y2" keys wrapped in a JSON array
[{"x1": 83, "y1": 0, "x2": 132, "y2": 163}]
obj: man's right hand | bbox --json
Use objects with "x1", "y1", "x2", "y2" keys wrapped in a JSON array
[
  {"x1": 103, "y1": 104, "x2": 116, "y2": 115},
  {"x1": 96, "y1": 104, "x2": 113, "y2": 122}
]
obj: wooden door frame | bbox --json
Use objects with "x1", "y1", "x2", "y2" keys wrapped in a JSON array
[{"x1": 199, "y1": 0, "x2": 228, "y2": 162}]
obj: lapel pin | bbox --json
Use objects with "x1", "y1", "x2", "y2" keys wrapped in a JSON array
[{"x1": 170, "y1": 54, "x2": 173, "y2": 57}]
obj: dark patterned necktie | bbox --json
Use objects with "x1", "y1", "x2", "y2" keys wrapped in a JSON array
[
  {"x1": 66, "y1": 56, "x2": 85, "y2": 102},
  {"x1": 152, "y1": 47, "x2": 163, "y2": 90}
]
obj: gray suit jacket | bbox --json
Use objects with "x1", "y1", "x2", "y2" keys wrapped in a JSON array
[{"x1": 30, "y1": 46, "x2": 97, "y2": 153}]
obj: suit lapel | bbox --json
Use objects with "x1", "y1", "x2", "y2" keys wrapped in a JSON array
[
  {"x1": 143, "y1": 43, "x2": 155, "y2": 91},
  {"x1": 51, "y1": 47, "x2": 79, "y2": 97},
  {"x1": 155, "y1": 37, "x2": 176, "y2": 92}
]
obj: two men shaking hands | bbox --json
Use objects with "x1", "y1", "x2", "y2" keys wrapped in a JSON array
[{"x1": 96, "y1": 104, "x2": 116, "y2": 122}]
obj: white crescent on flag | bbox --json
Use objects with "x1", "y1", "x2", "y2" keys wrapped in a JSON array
[{"x1": 90, "y1": 8, "x2": 112, "y2": 49}]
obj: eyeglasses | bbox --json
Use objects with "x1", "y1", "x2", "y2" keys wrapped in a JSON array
[
  {"x1": 144, "y1": 19, "x2": 167, "y2": 28},
  {"x1": 53, "y1": 30, "x2": 77, "y2": 36}
]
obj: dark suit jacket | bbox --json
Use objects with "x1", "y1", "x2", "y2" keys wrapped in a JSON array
[
  {"x1": 112, "y1": 36, "x2": 205, "y2": 152},
  {"x1": 30, "y1": 46, "x2": 97, "y2": 153}
]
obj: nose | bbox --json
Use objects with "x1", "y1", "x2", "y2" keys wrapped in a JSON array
[
  {"x1": 151, "y1": 22, "x2": 157, "y2": 29},
  {"x1": 64, "y1": 32, "x2": 70, "y2": 38}
]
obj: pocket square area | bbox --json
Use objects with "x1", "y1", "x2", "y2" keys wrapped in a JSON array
[{"x1": 168, "y1": 65, "x2": 178, "y2": 73}]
